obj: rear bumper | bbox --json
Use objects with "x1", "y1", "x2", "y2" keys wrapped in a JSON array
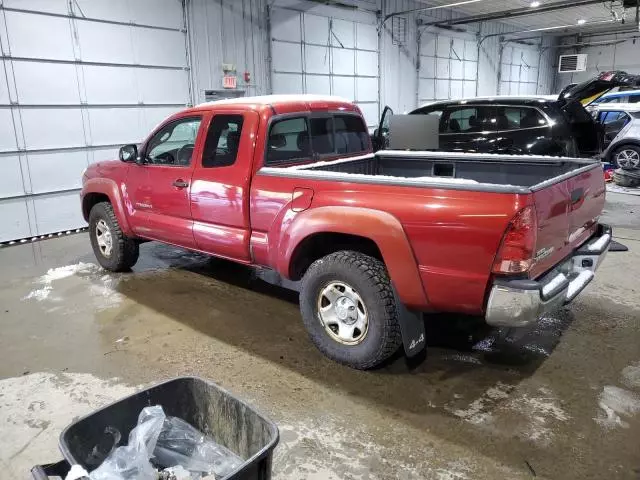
[{"x1": 485, "y1": 224, "x2": 611, "y2": 328}]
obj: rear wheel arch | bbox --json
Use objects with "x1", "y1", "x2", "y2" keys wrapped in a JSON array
[
  {"x1": 279, "y1": 206, "x2": 429, "y2": 309},
  {"x1": 288, "y1": 232, "x2": 383, "y2": 281}
]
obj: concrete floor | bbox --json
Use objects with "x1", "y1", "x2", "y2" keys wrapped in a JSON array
[{"x1": 1, "y1": 191, "x2": 640, "y2": 480}]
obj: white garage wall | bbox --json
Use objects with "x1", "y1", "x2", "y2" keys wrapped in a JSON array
[
  {"x1": 1, "y1": 0, "x2": 561, "y2": 242},
  {"x1": 187, "y1": 0, "x2": 270, "y2": 102},
  {"x1": 500, "y1": 43, "x2": 542, "y2": 96},
  {"x1": 383, "y1": 0, "x2": 557, "y2": 115},
  {"x1": 268, "y1": 0, "x2": 380, "y2": 128},
  {"x1": 556, "y1": 34, "x2": 640, "y2": 88},
  {"x1": 418, "y1": 29, "x2": 479, "y2": 103},
  {"x1": 0, "y1": 0, "x2": 190, "y2": 242}
]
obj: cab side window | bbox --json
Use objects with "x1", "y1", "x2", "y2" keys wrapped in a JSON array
[
  {"x1": 266, "y1": 114, "x2": 369, "y2": 165},
  {"x1": 202, "y1": 115, "x2": 244, "y2": 168},
  {"x1": 334, "y1": 115, "x2": 369, "y2": 153},
  {"x1": 266, "y1": 117, "x2": 310, "y2": 165},
  {"x1": 146, "y1": 117, "x2": 202, "y2": 166}
]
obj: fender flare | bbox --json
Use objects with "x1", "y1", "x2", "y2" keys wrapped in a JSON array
[
  {"x1": 277, "y1": 206, "x2": 428, "y2": 309},
  {"x1": 81, "y1": 178, "x2": 133, "y2": 237}
]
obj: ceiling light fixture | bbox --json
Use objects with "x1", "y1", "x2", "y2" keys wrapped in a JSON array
[
  {"x1": 530, "y1": 1, "x2": 540, "y2": 7},
  {"x1": 577, "y1": 19, "x2": 586, "y2": 24}
]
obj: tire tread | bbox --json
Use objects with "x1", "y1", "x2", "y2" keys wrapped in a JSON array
[
  {"x1": 89, "y1": 202, "x2": 139, "y2": 271},
  {"x1": 300, "y1": 250, "x2": 402, "y2": 369}
]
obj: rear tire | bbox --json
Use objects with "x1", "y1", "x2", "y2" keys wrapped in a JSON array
[
  {"x1": 299, "y1": 251, "x2": 402, "y2": 369},
  {"x1": 612, "y1": 144, "x2": 640, "y2": 170},
  {"x1": 89, "y1": 202, "x2": 139, "y2": 272}
]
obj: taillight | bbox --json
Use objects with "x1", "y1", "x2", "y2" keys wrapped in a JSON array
[{"x1": 492, "y1": 205, "x2": 538, "y2": 274}]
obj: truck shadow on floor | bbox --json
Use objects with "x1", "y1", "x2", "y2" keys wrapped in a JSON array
[
  {"x1": 112, "y1": 244, "x2": 596, "y2": 476},
  {"x1": 117, "y1": 244, "x2": 577, "y2": 408}
]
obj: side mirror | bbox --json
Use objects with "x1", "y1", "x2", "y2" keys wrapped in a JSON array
[
  {"x1": 373, "y1": 128, "x2": 379, "y2": 137},
  {"x1": 119, "y1": 144, "x2": 138, "y2": 163}
]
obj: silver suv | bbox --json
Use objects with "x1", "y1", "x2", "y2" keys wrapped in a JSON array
[{"x1": 592, "y1": 103, "x2": 640, "y2": 169}]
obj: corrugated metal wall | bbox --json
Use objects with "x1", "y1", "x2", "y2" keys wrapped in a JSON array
[
  {"x1": 380, "y1": 0, "x2": 420, "y2": 114},
  {"x1": 187, "y1": 0, "x2": 559, "y2": 116},
  {"x1": 556, "y1": 34, "x2": 640, "y2": 88},
  {"x1": 379, "y1": 1, "x2": 558, "y2": 114},
  {"x1": 0, "y1": 0, "x2": 189, "y2": 242},
  {"x1": 187, "y1": 0, "x2": 269, "y2": 103}
]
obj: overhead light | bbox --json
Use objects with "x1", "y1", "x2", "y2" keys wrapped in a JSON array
[
  {"x1": 578, "y1": 19, "x2": 586, "y2": 25},
  {"x1": 530, "y1": 1, "x2": 540, "y2": 7}
]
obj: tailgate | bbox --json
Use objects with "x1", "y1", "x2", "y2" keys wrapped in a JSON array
[{"x1": 529, "y1": 164, "x2": 606, "y2": 279}]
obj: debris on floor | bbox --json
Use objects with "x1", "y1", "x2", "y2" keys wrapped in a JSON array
[{"x1": 607, "y1": 182, "x2": 640, "y2": 196}]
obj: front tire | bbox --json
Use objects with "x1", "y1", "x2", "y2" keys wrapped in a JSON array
[
  {"x1": 299, "y1": 251, "x2": 402, "y2": 369},
  {"x1": 89, "y1": 202, "x2": 139, "y2": 272}
]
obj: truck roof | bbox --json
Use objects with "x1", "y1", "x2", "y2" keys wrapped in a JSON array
[{"x1": 189, "y1": 94, "x2": 360, "y2": 115}]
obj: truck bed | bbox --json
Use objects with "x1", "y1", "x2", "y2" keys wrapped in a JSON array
[{"x1": 270, "y1": 150, "x2": 600, "y2": 193}]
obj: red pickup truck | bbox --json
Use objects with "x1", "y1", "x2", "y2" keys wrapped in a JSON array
[{"x1": 81, "y1": 95, "x2": 611, "y2": 369}]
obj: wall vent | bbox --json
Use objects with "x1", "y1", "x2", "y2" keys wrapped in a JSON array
[{"x1": 558, "y1": 54, "x2": 588, "y2": 73}]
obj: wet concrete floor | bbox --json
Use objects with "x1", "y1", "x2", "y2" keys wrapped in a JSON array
[{"x1": 1, "y1": 191, "x2": 640, "y2": 479}]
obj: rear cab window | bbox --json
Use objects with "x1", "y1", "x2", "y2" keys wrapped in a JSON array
[{"x1": 266, "y1": 113, "x2": 369, "y2": 165}]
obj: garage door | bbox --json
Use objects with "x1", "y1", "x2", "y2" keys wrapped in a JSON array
[
  {"x1": 499, "y1": 45, "x2": 540, "y2": 96},
  {"x1": 269, "y1": 6, "x2": 379, "y2": 129},
  {"x1": 418, "y1": 30, "x2": 478, "y2": 104},
  {"x1": 0, "y1": 0, "x2": 190, "y2": 242}
]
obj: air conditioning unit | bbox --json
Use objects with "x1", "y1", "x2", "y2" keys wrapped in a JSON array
[{"x1": 558, "y1": 54, "x2": 588, "y2": 73}]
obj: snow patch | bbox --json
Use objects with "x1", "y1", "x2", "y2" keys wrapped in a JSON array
[
  {"x1": 23, "y1": 286, "x2": 52, "y2": 301},
  {"x1": 621, "y1": 362, "x2": 640, "y2": 389},
  {"x1": 506, "y1": 388, "x2": 569, "y2": 445},
  {"x1": 0, "y1": 372, "x2": 137, "y2": 478},
  {"x1": 22, "y1": 262, "x2": 122, "y2": 311},
  {"x1": 450, "y1": 382, "x2": 512, "y2": 425},
  {"x1": 90, "y1": 283, "x2": 124, "y2": 311},
  {"x1": 594, "y1": 385, "x2": 640, "y2": 430},
  {"x1": 40, "y1": 262, "x2": 99, "y2": 283},
  {"x1": 435, "y1": 461, "x2": 472, "y2": 480}
]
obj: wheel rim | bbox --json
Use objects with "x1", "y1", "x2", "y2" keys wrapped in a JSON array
[
  {"x1": 317, "y1": 281, "x2": 368, "y2": 345},
  {"x1": 95, "y1": 219, "x2": 113, "y2": 257},
  {"x1": 616, "y1": 149, "x2": 640, "y2": 169}
]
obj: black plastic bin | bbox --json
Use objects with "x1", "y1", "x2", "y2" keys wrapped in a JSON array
[{"x1": 31, "y1": 377, "x2": 279, "y2": 480}]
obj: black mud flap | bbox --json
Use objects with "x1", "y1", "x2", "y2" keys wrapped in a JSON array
[
  {"x1": 609, "y1": 240, "x2": 628, "y2": 252},
  {"x1": 393, "y1": 287, "x2": 426, "y2": 357}
]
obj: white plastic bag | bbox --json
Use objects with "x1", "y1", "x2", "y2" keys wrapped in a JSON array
[
  {"x1": 154, "y1": 416, "x2": 242, "y2": 478},
  {"x1": 89, "y1": 405, "x2": 166, "y2": 480}
]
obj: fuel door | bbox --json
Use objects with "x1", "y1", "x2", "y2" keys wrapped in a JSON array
[{"x1": 292, "y1": 187, "x2": 314, "y2": 212}]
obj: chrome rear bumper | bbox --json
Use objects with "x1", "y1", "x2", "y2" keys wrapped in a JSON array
[{"x1": 485, "y1": 224, "x2": 611, "y2": 328}]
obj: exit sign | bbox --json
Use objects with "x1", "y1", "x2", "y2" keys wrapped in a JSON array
[{"x1": 223, "y1": 75, "x2": 237, "y2": 89}]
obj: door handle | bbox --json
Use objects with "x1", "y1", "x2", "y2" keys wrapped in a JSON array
[{"x1": 173, "y1": 179, "x2": 189, "y2": 188}]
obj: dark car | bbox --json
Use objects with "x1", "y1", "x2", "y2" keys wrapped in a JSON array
[{"x1": 373, "y1": 71, "x2": 640, "y2": 158}]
